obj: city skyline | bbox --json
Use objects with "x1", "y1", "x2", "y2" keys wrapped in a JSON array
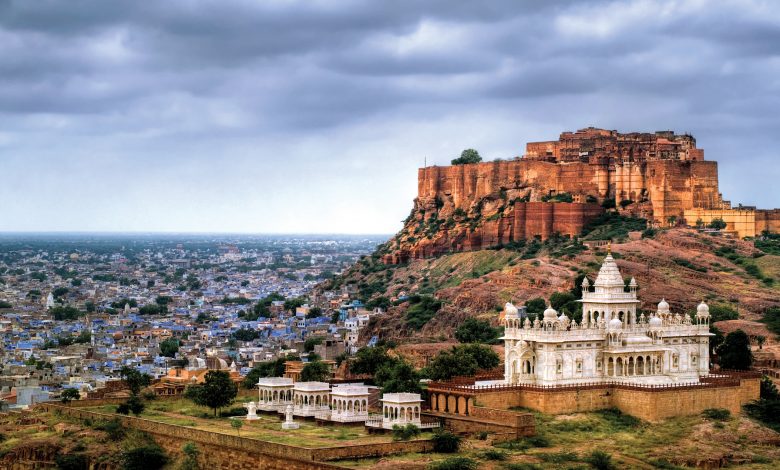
[{"x1": 1, "y1": 0, "x2": 779, "y2": 234}]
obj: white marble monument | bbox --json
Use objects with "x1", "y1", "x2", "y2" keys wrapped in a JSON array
[
  {"x1": 281, "y1": 404, "x2": 299, "y2": 430},
  {"x1": 243, "y1": 401, "x2": 259, "y2": 420},
  {"x1": 502, "y1": 249, "x2": 712, "y2": 386}
]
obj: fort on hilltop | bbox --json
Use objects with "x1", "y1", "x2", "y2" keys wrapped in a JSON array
[{"x1": 384, "y1": 127, "x2": 779, "y2": 263}]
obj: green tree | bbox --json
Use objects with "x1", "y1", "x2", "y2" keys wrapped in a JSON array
[
  {"x1": 304, "y1": 336, "x2": 324, "y2": 353},
  {"x1": 179, "y1": 442, "x2": 199, "y2": 470},
  {"x1": 525, "y1": 297, "x2": 546, "y2": 314},
  {"x1": 230, "y1": 418, "x2": 243, "y2": 436},
  {"x1": 451, "y1": 149, "x2": 482, "y2": 165},
  {"x1": 52, "y1": 287, "x2": 69, "y2": 298},
  {"x1": 708, "y1": 218, "x2": 727, "y2": 230},
  {"x1": 716, "y1": 329, "x2": 753, "y2": 370},
  {"x1": 431, "y1": 429, "x2": 462, "y2": 453},
  {"x1": 120, "y1": 366, "x2": 152, "y2": 396},
  {"x1": 232, "y1": 328, "x2": 260, "y2": 342},
  {"x1": 424, "y1": 344, "x2": 499, "y2": 381},
  {"x1": 300, "y1": 361, "x2": 330, "y2": 382},
  {"x1": 454, "y1": 318, "x2": 500, "y2": 344},
  {"x1": 375, "y1": 360, "x2": 421, "y2": 393},
  {"x1": 50, "y1": 306, "x2": 82, "y2": 321},
  {"x1": 60, "y1": 388, "x2": 80, "y2": 404},
  {"x1": 186, "y1": 371, "x2": 238, "y2": 416},
  {"x1": 350, "y1": 346, "x2": 394, "y2": 376},
  {"x1": 159, "y1": 338, "x2": 179, "y2": 358},
  {"x1": 243, "y1": 358, "x2": 287, "y2": 388},
  {"x1": 138, "y1": 304, "x2": 162, "y2": 315}
]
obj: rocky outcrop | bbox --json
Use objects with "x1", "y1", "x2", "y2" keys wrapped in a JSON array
[{"x1": 381, "y1": 128, "x2": 746, "y2": 264}]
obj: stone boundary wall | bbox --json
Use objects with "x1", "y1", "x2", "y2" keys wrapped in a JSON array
[
  {"x1": 40, "y1": 404, "x2": 434, "y2": 468},
  {"x1": 429, "y1": 375, "x2": 760, "y2": 422},
  {"x1": 425, "y1": 406, "x2": 535, "y2": 442}
]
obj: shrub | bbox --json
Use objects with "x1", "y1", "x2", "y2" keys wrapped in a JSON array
[
  {"x1": 702, "y1": 408, "x2": 731, "y2": 421},
  {"x1": 431, "y1": 429, "x2": 461, "y2": 453},
  {"x1": 454, "y1": 318, "x2": 500, "y2": 344},
  {"x1": 116, "y1": 403, "x2": 130, "y2": 415},
  {"x1": 121, "y1": 444, "x2": 167, "y2": 470},
  {"x1": 405, "y1": 295, "x2": 442, "y2": 330},
  {"x1": 744, "y1": 398, "x2": 780, "y2": 432},
  {"x1": 96, "y1": 419, "x2": 125, "y2": 441},
  {"x1": 428, "y1": 457, "x2": 477, "y2": 470},
  {"x1": 585, "y1": 450, "x2": 616, "y2": 470},
  {"x1": 596, "y1": 408, "x2": 641, "y2": 429},
  {"x1": 503, "y1": 464, "x2": 542, "y2": 470},
  {"x1": 55, "y1": 453, "x2": 88, "y2": 470},
  {"x1": 219, "y1": 406, "x2": 249, "y2": 418},
  {"x1": 537, "y1": 451, "x2": 579, "y2": 463},
  {"x1": 479, "y1": 449, "x2": 507, "y2": 461},
  {"x1": 648, "y1": 458, "x2": 685, "y2": 469},
  {"x1": 493, "y1": 439, "x2": 530, "y2": 451},
  {"x1": 525, "y1": 434, "x2": 552, "y2": 447},
  {"x1": 179, "y1": 442, "x2": 199, "y2": 470},
  {"x1": 391, "y1": 423, "x2": 421, "y2": 441}
]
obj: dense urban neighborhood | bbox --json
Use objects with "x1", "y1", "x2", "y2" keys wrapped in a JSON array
[{"x1": 0, "y1": 234, "x2": 387, "y2": 407}]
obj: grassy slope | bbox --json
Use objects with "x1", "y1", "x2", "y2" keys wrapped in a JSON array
[{"x1": 338, "y1": 409, "x2": 780, "y2": 469}]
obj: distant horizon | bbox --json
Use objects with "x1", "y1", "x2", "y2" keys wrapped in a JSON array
[{"x1": 0, "y1": 231, "x2": 393, "y2": 237}]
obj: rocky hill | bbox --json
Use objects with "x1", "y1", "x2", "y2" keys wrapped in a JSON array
[{"x1": 325, "y1": 227, "x2": 780, "y2": 345}]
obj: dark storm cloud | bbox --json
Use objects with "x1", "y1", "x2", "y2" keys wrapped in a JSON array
[{"x1": 0, "y1": 0, "x2": 778, "y2": 233}]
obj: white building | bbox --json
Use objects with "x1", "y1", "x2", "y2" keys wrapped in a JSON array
[
  {"x1": 366, "y1": 392, "x2": 438, "y2": 430},
  {"x1": 292, "y1": 381, "x2": 331, "y2": 417},
  {"x1": 502, "y1": 251, "x2": 712, "y2": 386},
  {"x1": 257, "y1": 377, "x2": 294, "y2": 412},
  {"x1": 329, "y1": 384, "x2": 370, "y2": 423}
]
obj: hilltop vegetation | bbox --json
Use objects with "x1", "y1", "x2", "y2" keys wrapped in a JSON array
[{"x1": 324, "y1": 226, "x2": 780, "y2": 344}]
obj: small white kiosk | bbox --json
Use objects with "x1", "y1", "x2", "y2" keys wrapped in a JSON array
[
  {"x1": 330, "y1": 384, "x2": 370, "y2": 423},
  {"x1": 380, "y1": 393, "x2": 422, "y2": 429},
  {"x1": 293, "y1": 381, "x2": 331, "y2": 417},
  {"x1": 257, "y1": 377, "x2": 294, "y2": 412}
]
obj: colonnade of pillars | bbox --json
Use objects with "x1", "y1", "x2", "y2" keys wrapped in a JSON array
[
  {"x1": 259, "y1": 388, "x2": 292, "y2": 403},
  {"x1": 606, "y1": 355, "x2": 662, "y2": 377},
  {"x1": 428, "y1": 392, "x2": 472, "y2": 416},
  {"x1": 382, "y1": 404, "x2": 420, "y2": 422},
  {"x1": 332, "y1": 397, "x2": 368, "y2": 414}
]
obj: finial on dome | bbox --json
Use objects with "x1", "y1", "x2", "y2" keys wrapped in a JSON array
[{"x1": 607, "y1": 240, "x2": 612, "y2": 255}]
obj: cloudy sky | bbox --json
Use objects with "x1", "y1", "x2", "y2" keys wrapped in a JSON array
[{"x1": 0, "y1": 0, "x2": 778, "y2": 234}]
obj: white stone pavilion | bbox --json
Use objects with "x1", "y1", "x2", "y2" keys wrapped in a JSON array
[
  {"x1": 292, "y1": 381, "x2": 331, "y2": 417},
  {"x1": 329, "y1": 384, "x2": 370, "y2": 423},
  {"x1": 502, "y1": 251, "x2": 712, "y2": 386},
  {"x1": 256, "y1": 377, "x2": 293, "y2": 412},
  {"x1": 379, "y1": 393, "x2": 422, "y2": 429}
]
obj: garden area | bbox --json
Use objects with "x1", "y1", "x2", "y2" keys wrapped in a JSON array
[{"x1": 82, "y1": 396, "x2": 407, "y2": 448}]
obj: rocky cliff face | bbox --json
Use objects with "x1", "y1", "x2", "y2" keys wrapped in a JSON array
[{"x1": 381, "y1": 156, "x2": 726, "y2": 264}]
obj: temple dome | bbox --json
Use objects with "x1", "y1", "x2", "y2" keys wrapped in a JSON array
[
  {"x1": 593, "y1": 254, "x2": 625, "y2": 289},
  {"x1": 696, "y1": 301, "x2": 710, "y2": 317},
  {"x1": 657, "y1": 298, "x2": 670, "y2": 314},
  {"x1": 504, "y1": 302, "x2": 519, "y2": 318},
  {"x1": 543, "y1": 306, "x2": 558, "y2": 321},
  {"x1": 649, "y1": 315, "x2": 662, "y2": 327},
  {"x1": 609, "y1": 317, "x2": 623, "y2": 330}
]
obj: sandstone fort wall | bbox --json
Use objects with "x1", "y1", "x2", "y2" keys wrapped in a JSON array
[{"x1": 428, "y1": 376, "x2": 759, "y2": 422}]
